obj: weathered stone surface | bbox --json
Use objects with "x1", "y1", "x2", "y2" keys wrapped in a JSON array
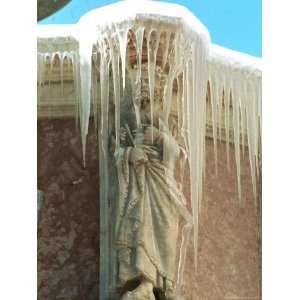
[
  {"x1": 37, "y1": 119, "x2": 261, "y2": 300},
  {"x1": 179, "y1": 140, "x2": 261, "y2": 300},
  {"x1": 38, "y1": 119, "x2": 99, "y2": 300}
]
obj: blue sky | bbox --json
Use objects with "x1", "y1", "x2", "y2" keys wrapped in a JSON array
[{"x1": 39, "y1": 0, "x2": 261, "y2": 57}]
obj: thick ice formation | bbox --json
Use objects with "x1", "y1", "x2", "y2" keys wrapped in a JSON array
[
  {"x1": 37, "y1": 0, "x2": 261, "y2": 297},
  {"x1": 208, "y1": 45, "x2": 261, "y2": 205}
]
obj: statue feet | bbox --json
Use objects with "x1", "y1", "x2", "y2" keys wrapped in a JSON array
[{"x1": 121, "y1": 280, "x2": 155, "y2": 300}]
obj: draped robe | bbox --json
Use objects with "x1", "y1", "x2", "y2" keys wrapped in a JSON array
[{"x1": 114, "y1": 126, "x2": 192, "y2": 291}]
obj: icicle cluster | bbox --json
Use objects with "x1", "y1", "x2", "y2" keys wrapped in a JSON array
[
  {"x1": 37, "y1": 37, "x2": 78, "y2": 99},
  {"x1": 37, "y1": 36, "x2": 82, "y2": 139},
  {"x1": 207, "y1": 45, "x2": 261, "y2": 205}
]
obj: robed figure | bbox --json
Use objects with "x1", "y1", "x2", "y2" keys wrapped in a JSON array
[{"x1": 111, "y1": 80, "x2": 192, "y2": 300}]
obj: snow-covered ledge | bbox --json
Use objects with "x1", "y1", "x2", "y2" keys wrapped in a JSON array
[
  {"x1": 37, "y1": 30, "x2": 262, "y2": 180},
  {"x1": 37, "y1": 27, "x2": 261, "y2": 137}
]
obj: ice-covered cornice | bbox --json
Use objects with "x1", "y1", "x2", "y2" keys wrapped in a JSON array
[
  {"x1": 37, "y1": 0, "x2": 261, "y2": 81},
  {"x1": 37, "y1": 27, "x2": 261, "y2": 78},
  {"x1": 208, "y1": 44, "x2": 261, "y2": 78},
  {"x1": 77, "y1": 0, "x2": 210, "y2": 43}
]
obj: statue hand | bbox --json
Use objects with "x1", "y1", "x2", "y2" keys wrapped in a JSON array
[
  {"x1": 129, "y1": 147, "x2": 148, "y2": 165},
  {"x1": 144, "y1": 126, "x2": 161, "y2": 143},
  {"x1": 120, "y1": 127, "x2": 128, "y2": 144}
]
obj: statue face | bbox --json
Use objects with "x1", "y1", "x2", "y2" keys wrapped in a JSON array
[
  {"x1": 138, "y1": 67, "x2": 165, "y2": 125},
  {"x1": 140, "y1": 96, "x2": 162, "y2": 125}
]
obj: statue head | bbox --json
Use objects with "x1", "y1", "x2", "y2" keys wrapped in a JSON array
[{"x1": 138, "y1": 64, "x2": 167, "y2": 125}]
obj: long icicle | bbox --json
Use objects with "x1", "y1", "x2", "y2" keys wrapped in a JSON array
[
  {"x1": 110, "y1": 37, "x2": 121, "y2": 153},
  {"x1": 216, "y1": 73, "x2": 223, "y2": 143},
  {"x1": 71, "y1": 51, "x2": 80, "y2": 129},
  {"x1": 245, "y1": 79, "x2": 257, "y2": 206},
  {"x1": 98, "y1": 39, "x2": 110, "y2": 300},
  {"x1": 250, "y1": 78, "x2": 259, "y2": 203},
  {"x1": 240, "y1": 79, "x2": 247, "y2": 158},
  {"x1": 181, "y1": 64, "x2": 190, "y2": 157},
  {"x1": 91, "y1": 52, "x2": 98, "y2": 132},
  {"x1": 78, "y1": 36, "x2": 93, "y2": 167},
  {"x1": 194, "y1": 38, "x2": 207, "y2": 271},
  {"x1": 49, "y1": 52, "x2": 56, "y2": 89},
  {"x1": 192, "y1": 44, "x2": 200, "y2": 271},
  {"x1": 59, "y1": 52, "x2": 64, "y2": 96},
  {"x1": 208, "y1": 67, "x2": 218, "y2": 174},
  {"x1": 232, "y1": 73, "x2": 242, "y2": 203},
  {"x1": 147, "y1": 29, "x2": 161, "y2": 141},
  {"x1": 162, "y1": 31, "x2": 171, "y2": 70},
  {"x1": 134, "y1": 26, "x2": 145, "y2": 128},
  {"x1": 253, "y1": 77, "x2": 260, "y2": 178},
  {"x1": 116, "y1": 25, "x2": 129, "y2": 91},
  {"x1": 163, "y1": 32, "x2": 179, "y2": 124},
  {"x1": 224, "y1": 69, "x2": 231, "y2": 170},
  {"x1": 186, "y1": 55, "x2": 199, "y2": 269}
]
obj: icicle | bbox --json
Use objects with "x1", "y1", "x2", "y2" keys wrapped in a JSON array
[
  {"x1": 224, "y1": 69, "x2": 231, "y2": 170},
  {"x1": 70, "y1": 51, "x2": 80, "y2": 128},
  {"x1": 216, "y1": 72, "x2": 223, "y2": 143},
  {"x1": 116, "y1": 25, "x2": 129, "y2": 91},
  {"x1": 256, "y1": 76, "x2": 262, "y2": 179},
  {"x1": 208, "y1": 67, "x2": 218, "y2": 174},
  {"x1": 186, "y1": 59, "x2": 193, "y2": 155},
  {"x1": 59, "y1": 53, "x2": 64, "y2": 96},
  {"x1": 245, "y1": 79, "x2": 257, "y2": 206},
  {"x1": 61, "y1": 51, "x2": 70, "y2": 97},
  {"x1": 189, "y1": 52, "x2": 199, "y2": 270},
  {"x1": 163, "y1": 32, "x2": 179, "y2": 125},
  {"x1": 49, "y1": 52, "x2": 56, "y2": 88},
  {"x1": 193, "y1": 39, "x2": 205, "y2": 270},
  {"x1": 242, "y1": 78, "x2": 250, "y2": 158},
  {"x1": 232, "y1": 73, "x2": 242, "y2": 203},
  {"x1": 188, "y1": 37, "x2": 208, "y2": 271},
  {"x1": 66, "y1": 53, "x2": 71, "y2": 85},
  {"x1": 251, "y1": 78, "x2": 259, "y2": 202},
  {"x1": 134, "y1": 26, "x2": 145, "y2": 128},
  {"x1": 98, "y1": 39, "x2": 110, "y2": 300},
  {"x1": 253, "y1": 77, "x2": 260, "y2": 178},
  {"x1": 110, "y1": 37, "x2": 121, "y2": 152},
  {"x1": 78, "y1": 37, "x2": 94, "y2": 167},
  {"x1": 91, "y1": 52, "x2": 98, "y2": 132},
  {"x1": 181, "y1": 65, "x2": 190, "y2": 156},
  {"x1": 257, "y1": 76, "x2": 262, "y2": 143},
  {"x1": 240, "y1": 79, "x2": 247, "y2": 158},
  {"x1": 135, "y1": 27, "x2": 144, "y2": 80},
  {"x1": 186, "y1": 49, "x2": 199, "y2": 270},
  {"x1": 147, "y1": 29, "x2": 161, "y2": 141},
  {"x1": 162, "y1": 30, "x2": 171, "y2": 70}
]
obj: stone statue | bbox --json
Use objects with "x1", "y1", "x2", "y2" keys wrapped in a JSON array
[{"x1": 111, "y1": 71, "x2": 192, "y2": 300}]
